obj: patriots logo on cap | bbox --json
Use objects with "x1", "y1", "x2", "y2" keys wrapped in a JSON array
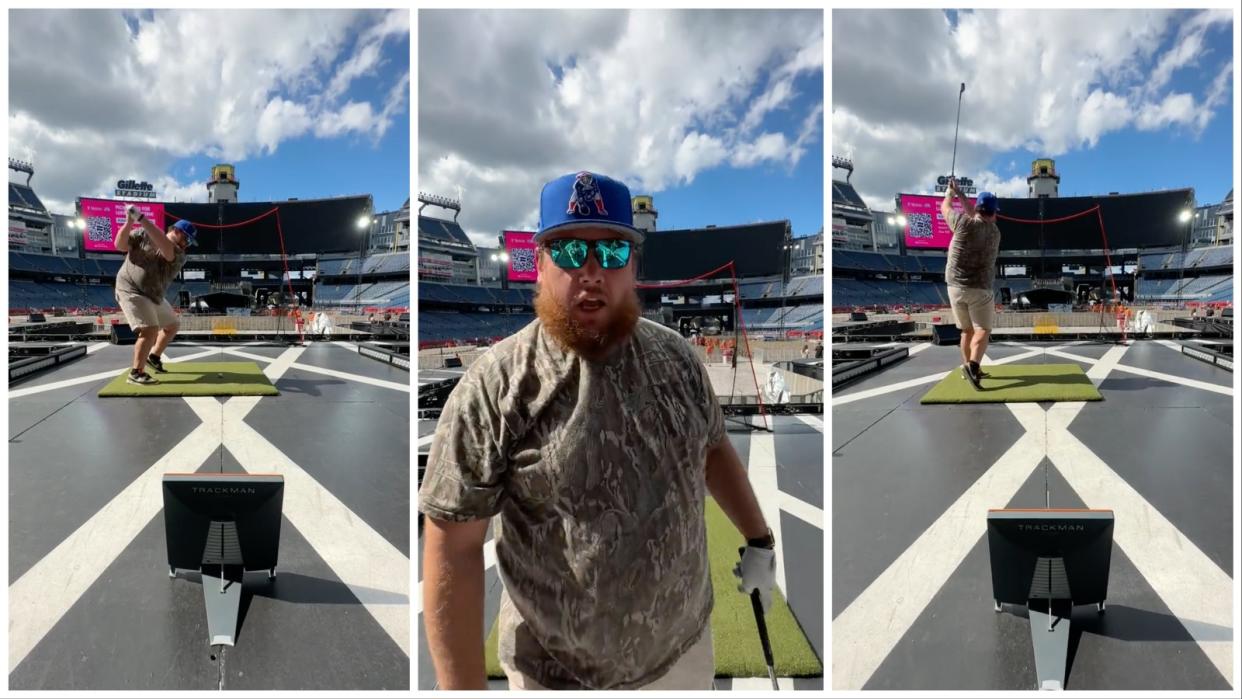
[{"x1": 567, "y1": 171, "x2": 608, "y2": 217}]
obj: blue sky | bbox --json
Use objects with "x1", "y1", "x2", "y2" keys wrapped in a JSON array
[
  {"x1": 623, "y1": 71, "x2": 823, "y2": 237},
  {"x1": 833, "y1": 9, "x2": 1234, "y2": 210},
  {"x1": 419, "y1": 9, "x2": 823, "y2": 247},
  {"x1": 9, "y1": 9, "x2": 409, "y2": 215},
  {"x1": 985, "y1": 15, "x2": 1233, "y2": 204}
]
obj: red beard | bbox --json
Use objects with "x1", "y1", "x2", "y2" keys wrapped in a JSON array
[{"x1": 534, "y1": 285, "x2": 641, "y2": 360}]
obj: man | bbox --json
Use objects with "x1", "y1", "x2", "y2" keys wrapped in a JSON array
[
  {"x1": 420, "y1": 171, "x2": 775, "y2": 690},
  {"x1": 113, "y1": 206, "x2": 196, "y2": 385},
  {"x1": 942, "y1": 178, "x2": 1001, "y2": 390}
]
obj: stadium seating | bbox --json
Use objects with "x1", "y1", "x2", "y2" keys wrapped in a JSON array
[
  {"x1": 418, "y1": 311, "x2": 536, "y2": 342},
  {"x1": 9, "y1": 183, "x2": 49, "y2": 212},
  {"x1": 418, "y1": 216, "x2": 474, "y2": 247}
]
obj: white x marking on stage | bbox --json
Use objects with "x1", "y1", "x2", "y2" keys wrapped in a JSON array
[
  {"x1": 10, "y1": 344, "x2": 410, "y2": 672},
  {"x1": 833, "y1": 343, "x2": 1234, "y2": 689}
]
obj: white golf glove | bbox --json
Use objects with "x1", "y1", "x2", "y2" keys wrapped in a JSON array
[{"x1": 734, "y1": 545, "x2": 776, "y2": 613}]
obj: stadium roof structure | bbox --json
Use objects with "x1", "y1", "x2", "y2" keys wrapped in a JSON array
[{"x1": 832, "y1": 180, "x2": 873, "y2": 224}]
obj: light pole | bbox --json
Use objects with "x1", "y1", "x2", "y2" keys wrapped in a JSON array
[
  {"x1": 782, "y1": 241, "x2": 798, "y2": 339},
  {"x1": 1177, "y1": 209, "x2": 1191, "y2": 310},
  {"x1": 888, "y1": 214, "x2": 908, "y2": 308},
  {"x1": 355, "y1": 214, "x2": 371, "y2": 314}
]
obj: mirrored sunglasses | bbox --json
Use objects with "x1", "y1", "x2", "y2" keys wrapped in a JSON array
[{"x1": 545, "y1": 238, "x2": 632, "y2": 270}]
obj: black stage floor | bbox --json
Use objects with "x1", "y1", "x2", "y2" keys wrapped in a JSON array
[
  {"x1": 416, "y1": 410, "x2": 824, "y2": 691},
  {"x1": 832, "y1": 339, "x2": 1234, "y2": 691},
  {"x1": 9, "y1": 340, "x2": 410, "y2": 690}
]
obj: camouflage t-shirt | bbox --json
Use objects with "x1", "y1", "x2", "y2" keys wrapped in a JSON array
[
  {"x1": 418, "y1": 317, "x2": 726, "y2": 689},
  {"x1": 944, "y1": 209, "x2": 1001, "y2": 289},
  {"x1": 116, "y1": 229, "x2": 187, "y2": 302}
]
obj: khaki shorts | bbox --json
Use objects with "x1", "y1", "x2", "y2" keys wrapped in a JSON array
[
  {"x1": 504, "y1": 624, "x2": 715, "y2": 690},
  {"x1": 947, "y1": 286, "x2": 995, "y2": 331},
  {"x1": 116, "y1": 289, "x2": 178, "y2": 331}
]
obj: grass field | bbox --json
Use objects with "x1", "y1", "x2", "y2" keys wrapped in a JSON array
[
  {"x1": 98, "y1": 361, "x2": 278, "y2": 397},
  {"x1": 483, "y1": 498, "x2": 821, "y2": 681},
  {"x1": 920, "y1": 363, "x2": 1102, "y2": 404}
]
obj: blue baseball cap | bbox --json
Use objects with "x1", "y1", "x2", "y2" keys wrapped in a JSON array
[
  {"x1": 172, "y1": 219, "x2": 198, "y2": 246},
  {"x1": 536, "y1": 171, "x2": 645, "y2": 244},
  {"x1": 975, "y1": 191, "x2": 1000, "y2": 213}
]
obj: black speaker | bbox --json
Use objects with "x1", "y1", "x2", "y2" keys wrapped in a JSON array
[
  {"x1": 849, "y1": 311, "x2": 868, "y2": 322},
  {"x1": 177, "y1": 290, "x2": 191, "y2": 307},
  {"x1": 111, "y1": 323, "x2": 137, "y2": 345},
  {"x1": 999, "y1": 288, "x2": 1011, "y2": 305},
  {"x1": 932, "y1": 323, "x2": 961, "y2": 346},
  {"x1": 443, "y1": 356, "x2": 463, "y2": 368},
  {"x1": 28, "y1": 313, "x2": 46, "y2": 323}
]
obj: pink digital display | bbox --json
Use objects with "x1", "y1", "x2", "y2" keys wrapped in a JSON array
[
  {"x1": 899, "y1": 194, "x2": 964, "y2": 250},
  {"x1": 504, "y1": 230, "x2": 538, "y2": 282},
  {"x1": 80, "y1": 198, "x2": 165, "y2": 253}
]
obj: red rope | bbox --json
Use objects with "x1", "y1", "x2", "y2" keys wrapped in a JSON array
[
  {"x1": 1095, "y1": 207, "x2": 1126, "y2": 342},
  {"x1": 164, "y1": 207, "x2": 280, "y2": 229},
  {"x1": 725, "y1": 262, "x2": 768, "y2": 430},
  {"x1": 996, "y1": 205, "x2": 1100, "y2": 225},
  {"x1": 273, "y1": 210, "x2": 303, "y2": 343},
  {"x1": 636, "y1": 260, "x2": 768, "y2": 428}
]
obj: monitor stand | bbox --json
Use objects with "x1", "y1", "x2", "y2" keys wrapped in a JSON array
[
  {"x1": 201, "y1": 563, "x2": 245, "y2": 647},
  {"x1": 1026, "y1": 598, "x2": 1073, "y2": 690}
]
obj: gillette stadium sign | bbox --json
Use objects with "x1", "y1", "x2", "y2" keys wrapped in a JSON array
[
  {"x1": 934, "y1": 175, "x2": 977, "y2": 195},
  {"x1": 115, "y1": 179, "x2": 157, "y2": 198}
]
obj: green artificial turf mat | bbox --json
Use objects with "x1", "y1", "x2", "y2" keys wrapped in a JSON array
[
  {"x1": 483, "y1": 498, "x2": 822, "y2": 680},
  {"x1": 98, "y1": 361, "x2": 278, "y2": 397},
  {"x1": 920, "y1": 363, "x2": 1102, "y2": 404}
]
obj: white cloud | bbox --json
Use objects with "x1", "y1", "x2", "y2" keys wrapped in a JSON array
[
  {"x1": 731, "y1": 132, "x2": 790, "y2": 167},
  {"x1": 833, "y1": 8, "x2": 1232, "y2": 209},
  {"x1": 418, "y1": 9, "x2": 823, "y2": 241},
  {"x1": 1134, "y1": 92, "x2": 1197, "y2": 131},
  {"x1": 256, "y1": 98, "x2": 313, "y2": 154},
  {"x1": 1078, "y1": 90, "x2": 1131, "y2": 147},
  {"x1": 8, "y1": 9, "x2": 408, "y2": 214},
  {"x1": 675, "y1": 133, "x2": 729, "y2": 181}
]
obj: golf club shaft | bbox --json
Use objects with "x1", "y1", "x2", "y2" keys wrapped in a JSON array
[
  {"x1": 951, "y1": 83, "x2": 964, "y2": 177},
  {"x1": 750, "y1": 589, "x2": 778, "y2": 690}
]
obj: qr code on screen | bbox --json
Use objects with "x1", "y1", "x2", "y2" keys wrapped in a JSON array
[
  {"x1": 907, "y1": 213, "x2": 933, "y2": 239},
  {"x1": 85, "y1": 216, "x2": 112, "y2": 244},
  {"x1": 511, "y1": 248, "x2": 536, "y2": 273}
]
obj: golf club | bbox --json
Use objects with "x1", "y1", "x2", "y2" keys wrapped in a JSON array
[
  {"x1": 951, "y1": 82, "x2": 965, "y2": 177},
  {"x1": 742, "y1": 547, "x2": 779, "y2": 690}
]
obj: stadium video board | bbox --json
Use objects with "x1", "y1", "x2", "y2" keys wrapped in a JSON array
[
  {"x1": 165, "y1": 198, "x2": 371, "y2": 255},
  {"x1": 901, "y1": 189, "x2": 1194, "y2": 251},
  {"x1": 899, "y1": 194, "x2": 963, "y2": 249},
  {"x1": 640, "y1": 221, "x2": 787, "y2": 281},
  {"x1": 80, "y1": 198, "x2": 165, "y2": 253},
  {"x1": 504, "y1": 230, "x2": 538, "y2": 282}
]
